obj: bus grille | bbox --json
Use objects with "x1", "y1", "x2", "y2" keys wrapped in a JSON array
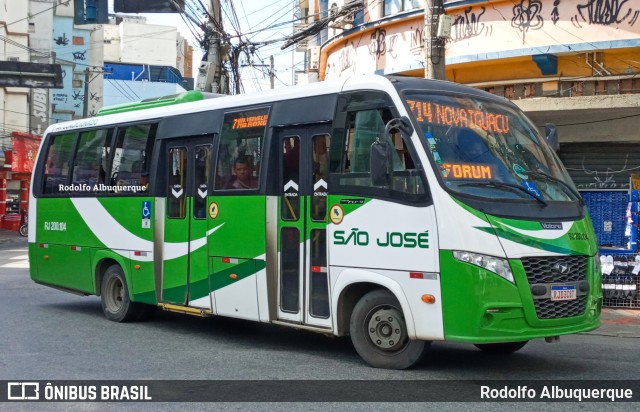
[
  {"x1": 533, "y1": 296, "x2": 588, "y2": 319},
  {"x1": 521, "y1": 256, "x2": 588, "y2": 319},
  {"x1": 521, "y1": 256, "x2": 587, "y2": 283}
]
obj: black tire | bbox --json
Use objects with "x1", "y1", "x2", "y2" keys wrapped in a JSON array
[
  {"x1": 100, "y1": 264, "x2": 143, "y2": 322},
  {"x1": 19, "y1": 224, "x2": 28, "y2": 237},
  {"x1": 350, "y1": 289, "x2": 428, "y2": 369},
  {"x1": 474, "y1": 341, "x2": 528, "y2": 354}
]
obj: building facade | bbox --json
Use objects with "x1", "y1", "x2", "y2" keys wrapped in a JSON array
[
  {"x1": 1, "y1": 0, "x2": 35, "y2": 228},
  {"x1": 0, "y1": 0, "x2": 195, "y2": 229},
  {"x1": 52, "y1": 0, "x2": 98, "y2": 120},
  {"x1": 308, "y1": 0, "x2": 640, "y2": 191},
  {"x1": 177, "y1": 33, "x2": 194, "y2": 79},
  {"x1": 1, "y1": 0, "x2": 30, "y2": 144},
  {"x1": 29, "y1": 0, "x2": 55, "y2": 136},
  {"x1": 102, "y1": 15, "x2": 189, "y2": 106}
]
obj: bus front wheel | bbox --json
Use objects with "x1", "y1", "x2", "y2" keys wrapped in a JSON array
[
  {"x1": 101, "y1": 264, "x2": 143, "y2": 322},
  {"x1": 474, "y1": 341, "x2": 528, "y2": 354},
  {"x1": 350, "y1": 289, "x2": 428, "y2": 369}
]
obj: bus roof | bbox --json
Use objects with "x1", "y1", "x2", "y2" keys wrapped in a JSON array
[
  {"x1": 95, "y1": 90, "x2": 224, "y2": 116},
  {"x1": 45, "y1": 75, "x2": 515, "y2": 135},
  {"x1": 46, "y1": 76, "x2": 352, "y2": 134}
]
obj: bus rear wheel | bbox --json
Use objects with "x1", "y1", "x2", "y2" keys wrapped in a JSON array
[
  {"x1": 350, "y1": 289, "x2": 428, "y2": 369},
  {"x1": 474, "y1": 341, "x2": 528, "y2": 354},
  {"x1": 101, "y1": 264, "x2": 143, "y2": 322}
]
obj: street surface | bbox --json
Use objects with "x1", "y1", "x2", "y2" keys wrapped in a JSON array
[{"x1": 0, "y1": 241, "x2": 639, "y2": 410}]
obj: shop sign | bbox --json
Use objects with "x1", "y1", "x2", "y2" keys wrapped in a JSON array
[{"x1": 11, "y1": 132, "x2": 42, "y2": 174}]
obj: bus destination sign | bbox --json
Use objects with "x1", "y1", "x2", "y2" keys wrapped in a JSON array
[{"x1": 406, "y1": 99, "x2": 510, "y2": 134}]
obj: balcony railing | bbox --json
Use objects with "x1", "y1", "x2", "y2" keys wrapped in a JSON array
[{"x1": 480, "y1": 77, "x2": 640, "y2": 99}]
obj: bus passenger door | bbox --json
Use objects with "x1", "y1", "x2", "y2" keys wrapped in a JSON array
[
  {"x1": 162, "y1": 138, "x2": 212, "y2": 309},
  {"x1": 277, "y1": 125, "x2": 332, "y2": 329}
]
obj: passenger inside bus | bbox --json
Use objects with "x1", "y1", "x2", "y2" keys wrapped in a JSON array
[
  {"x1": 228, "y1": 156, "x2": 258, "y2": 189},
  {"x1": 139, "y1": 172, "x2": 149, "y2": 191},
  {"x1": 458, "y1": 130, "x2": 489, "y2": 162},
  {"x1": 456, "y1": 129, "x2": 508, "y2": 181},
  {"x1": 72, "y1": 159, "x2": 100, "y2": 186},
  {"x1": 312, "y1": 135, "x2": 329, "y2": 179}
]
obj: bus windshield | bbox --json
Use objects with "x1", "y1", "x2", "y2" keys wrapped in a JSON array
[{"x1": 404, "y1": 93, "x2": 580, "y2": 203}]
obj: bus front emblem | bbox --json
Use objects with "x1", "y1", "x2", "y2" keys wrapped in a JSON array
[{"x1": 553, "y1": 263, "x2": 570, "y2": 275}]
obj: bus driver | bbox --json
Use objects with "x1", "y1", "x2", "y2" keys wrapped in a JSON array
[{"x1": 230, "y1": 156, "x2": 258, "y2": 189}]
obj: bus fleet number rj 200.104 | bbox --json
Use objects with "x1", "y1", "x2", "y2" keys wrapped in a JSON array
[{"x1": 333, "y1": 229, "x2": 429, "y2": 248}]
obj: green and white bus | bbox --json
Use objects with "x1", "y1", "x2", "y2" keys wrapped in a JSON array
[{"x1": 29, "y1": 75, "x2": 601, "y2": 369}]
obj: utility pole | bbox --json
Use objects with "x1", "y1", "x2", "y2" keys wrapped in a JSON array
[
  {"x1": 270, "y1": 55, "x2": 275, "y2": 90},
  {"x1": 423, "y1": 0, "x2": 447, "y2": 80},
  {"x1": 196, "y1": 0, "x2": 226, "y2": 93},
  {"x1": 83, "y1": 67, "x2": 90, "y2": 118},
  {"x1": 240, "y1": 56, "x2": 275, "y2": 90}
]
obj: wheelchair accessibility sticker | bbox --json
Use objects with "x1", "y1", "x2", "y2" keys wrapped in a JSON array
[{"x1": 142, "y1": 201, "x2": 151, "y2": 228}]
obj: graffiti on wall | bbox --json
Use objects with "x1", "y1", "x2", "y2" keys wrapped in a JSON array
[
  {"x1": 326, "y1": 39, "x2": 358, "y2": 78},
  {"x1": 368, "y1": 29, "x2": 398, "y2": 60},
  {"x1": 410, "y1": 25, "x2": 424, "y2": 56},
  {"x1": 54, "y1": 33, "x2": 69, "y2": 46},
  {"x1": 552, "y1": 0, "x2": 561, "y2": 24},
  {"x1": 387, "y1": 34, "x2": 398, "y2": 59},
  {"x1": 72, "y1": 90, "x2": 84, "y2": 102},
  {"x1": 573, "y1": 171, "x2": 632, "y2": 190},
  {"x1": 569, "y1": 155, "x2": 639, "y2": 190},
  {"x1": 511, "y1": 0, "x2": 545, "y2": 43},
  {"x1": 323, "y1": 0, "x2": 640, "y2": 80},
  {"x1": 72, "y1": 50, "x2": 87, "y2": 61},
  {"x1": 443, "y1": 0, "x2": 640, "y2": 60},
  {"x1": 52, "y1": 93, "x2": 68, "y2": 104},
  {"x1": 451, "y1": 7, "x2": 493, "y2": 41},
  {"x1": 572, "y1": 0, "x2": 640, "y2": 27},
  {"x1": 52, "y1": 15, "x2": 94, "y2": 118},
  {"x1": 340, "y1": 44, "x2": 356, "y2": 73},
  {"x1": 369, "y1": 28, "x2": 386, "y2": 59}
]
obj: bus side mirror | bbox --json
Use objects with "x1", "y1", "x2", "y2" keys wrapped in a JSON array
[
  {"x1": 386, "y1": 116, "x2": 413, "y2": 138},
  {"x1": 545, "y1": 123, "x2": 559, "y2": 152},
  {"x1": 370, "y1": 139, "x2": 392, "y2": 186}
]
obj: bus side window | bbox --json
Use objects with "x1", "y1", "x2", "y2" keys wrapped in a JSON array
[
  {"x1": 281, "y1": 136, "x2": 300, "y2": 220},
  {"x1": 311, "y1": 134, "x2": 330, "y2": 221},
  {"x1": 43, "y1": 133, "x2": 77, "y2": 195},
  {"x1": 334, "y1": 106, "x2": 426, "y2": 199},
  {"x1": 168, "y1": 147, "x2": 187, "y2": 218},
  {"x1": 193, "y1": 145, "x2": 211, "y2": 219},
  {"x1": 71, "y1": 129, "x2": 113, "y2": 191},
  {"x1": 109, "y1": 124, "x2": 156, "y2": 194},
  {"x1": 214, "y1": 108, "x2": 268, "y2": 191}
]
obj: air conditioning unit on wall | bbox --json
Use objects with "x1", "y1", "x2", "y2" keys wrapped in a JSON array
[{"x1": 308, "y1": 47, "x2": 320, "y2": 71}]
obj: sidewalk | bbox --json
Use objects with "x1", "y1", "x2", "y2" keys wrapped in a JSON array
[
  {"x1": 583, "y1": 308, "x2": 640, "y2": 338},
  {"x1": 0, "y1": 229, "x2": 27, "y2": 246}
]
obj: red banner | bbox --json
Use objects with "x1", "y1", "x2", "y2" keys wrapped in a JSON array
[{"x1": 11, "y1": 132, "x2": 42, "y2": 173}]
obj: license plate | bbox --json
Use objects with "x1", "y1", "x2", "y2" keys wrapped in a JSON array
[{"x1": 551, "y1": 285, "x2": 576, "y2": 301}]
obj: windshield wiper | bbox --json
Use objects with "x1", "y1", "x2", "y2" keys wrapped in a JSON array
[
  {"x1": 459, "y1": 181, "x2": 548, "y2": 207},
  {"x1": 522, "y1": 169, "x2": 584, "y2": 205}
]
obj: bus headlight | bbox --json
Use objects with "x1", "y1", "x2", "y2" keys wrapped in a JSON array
[{"x1": 453, "y1": 251, "x2": 515, "y2": 284}]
